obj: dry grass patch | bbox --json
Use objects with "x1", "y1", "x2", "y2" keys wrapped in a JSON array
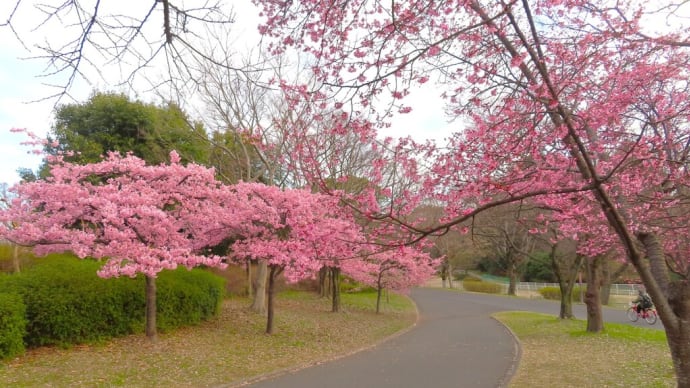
[
  {"x1": 0, "y1": 290, "x2": 416, "y2": 387},
  {"x1": 494, "y1": 311, "x2": 675, "y2": 387}
]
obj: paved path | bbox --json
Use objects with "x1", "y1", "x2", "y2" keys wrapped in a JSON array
[{"x1": 241, "y1": 288, "x2": 661, "y2": 388}]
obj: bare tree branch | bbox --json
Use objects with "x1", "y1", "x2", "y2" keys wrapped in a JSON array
[{"x1": 1, "y1": 0, "x2": 239, "y2": 105}]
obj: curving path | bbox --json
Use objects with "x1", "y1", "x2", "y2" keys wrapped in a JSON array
[{"x1": 239, "y1": 288, "x2": 660, "y2": 388}]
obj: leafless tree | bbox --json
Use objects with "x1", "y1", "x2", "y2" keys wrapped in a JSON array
[{"x1": 1, "y1": 0, "x2": 240, "y2": 103}]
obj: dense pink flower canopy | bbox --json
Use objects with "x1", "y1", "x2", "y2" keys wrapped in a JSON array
[
  {"x1": 0, "y1": 149, "x2": 437, "y2": 289},
  {"x1": 0, "y1": 151, "x2": 228, "y2": 278},
  {"x1": 345, "y1": 246, "x2": 440, "y2": 293},
  {"x1": 253, "y1": 0, "x2": 690, "y2": 269}
]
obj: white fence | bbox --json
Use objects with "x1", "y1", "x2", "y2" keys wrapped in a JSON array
[
  {"x1": 465, "y1": 272, "x2": 641, "y2": 296},
  {"x1": 515, "y1": 282, "x2": 639, "y2": 296}
]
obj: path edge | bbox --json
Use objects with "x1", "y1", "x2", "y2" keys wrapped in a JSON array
[
  {"x1": 225, "y1": 294, "x2": 421, "y2": 388},
  {"x1": 491, "y1": 314, "x2": 523, "y2": 388}
]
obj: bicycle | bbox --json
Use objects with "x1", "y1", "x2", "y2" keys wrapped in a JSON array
[{"x1": 626, "y1": 302, "x2": 658, "y2": 324}]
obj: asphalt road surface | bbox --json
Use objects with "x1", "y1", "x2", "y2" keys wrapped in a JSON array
[{"x1": 238, "y1": 288, "x2": 661, "y2": 388}]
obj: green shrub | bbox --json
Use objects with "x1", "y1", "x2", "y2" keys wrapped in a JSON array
[
  {"x1": 462, "y1": 279, "x2": 503, "y2": 294},
  {"x1": 522, "y1": 252, "x2": 557, "y2": 282},
  {"x1": 340, "y1": 277, "x2": 376, "y2": 293},
  {"x1": 0, "y1": 255, "x2": 143, "y2": 347},
  {"x1": 538, "y1": 286, "x2": 584, "y2": 301},
  {"x1": 538, "y1": 286, "x2": 559, "y2": 300},
  {"x1": 0, "y1": 292, "x2": 27, "y2": 360},
  {"x1": 156, "y1": 268, "x2": 226, "y2": 332},
  {"x1": 0, "y1": 254, "x2": 225, "y2": 348}
]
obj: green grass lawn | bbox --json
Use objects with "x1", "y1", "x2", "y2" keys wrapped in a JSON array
[
  {"x1": 1, "y1": 281, "x2": 679, "y2": 388},
  {"x1": 0, "y1": 290, "x2": 417, "y2": 387},
  {"x1": 494, "y1": 311, "x2": 675, "y2": 387}
]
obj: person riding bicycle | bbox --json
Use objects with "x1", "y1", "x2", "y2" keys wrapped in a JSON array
[{"x1": 633, "y1": 289, "x2": 653, "y2": 314}]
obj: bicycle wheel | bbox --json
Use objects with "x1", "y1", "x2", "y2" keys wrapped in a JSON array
[
  {"x1": 644, "y1": 310, "x2": 658, "y2": 325},
  {"x1": 627, "y1": 307, "x2": 640, "y2": 322}
]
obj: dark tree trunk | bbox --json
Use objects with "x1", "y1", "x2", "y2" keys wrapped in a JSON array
[
  {"x1": 600, "y1": 259, "x2": 612, "y2": 305},
  {"x1": 559, "y1": 255, "x2": 583, "y2": 319},
  {"x1": 145, "y1": 275, "x2": 157, "y2": 341},
  {"x1": 604, "y1": 261, "x2": 631, "y2": 306},
  {"x1": 600, "y1": 254, "x2": 628, "y2": 306},
  {"x1": 246, "y1": 260, "x2": 253, "y2": 298},
  {"x1": 584, "y1": 256, "x2": 604, "y2": 333},
  {"x1": 559, "y1": 286, "x2": 574, "y2": 319},
  {"x1": 644, "y1": 234, "x2": 671, "y2": 297},
  {"x1": 551, "y1": 244, "x2": 583, "y2": 319},
  {"x1": 666, "y1": 320, "x2": 690, "y2": 388},
  {"x1": 447, "y1": 263, "x2": 454, "y2": 289},
  {"x1": 376, "y1": 272, "x2": 383, "y2": 314},
  {"x1": 638, "y1": 233, "x2": 690, "y2": 386},
  {"x1": 265, "y1": 265, "x2": 282, "y2": 335},
  {"x1": 665, "y1": 282, "x2": 690, "y2": 387},
  {"x1": 319, "y1": 266, "x2": 331, "y2": 298},
  {"x1": 440, "y1": 259, "x2": 449, "y2": 288},
  {"x1": 507, "y1": 262, "x2": 518, "y2": 296},
  {"x1": 251, "y1": 260, "x2": 268, "y2": 314},
  {"x1": 330, "y1": 267, "x2": 341, "y2": 312}
]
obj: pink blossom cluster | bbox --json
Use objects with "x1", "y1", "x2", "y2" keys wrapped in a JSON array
[
  {"x1": 253, "y1": 0, "x2": 690, "y2": 273},
  {"x1": 0, "y1": 151, "x2": 437, "y2": 291}
]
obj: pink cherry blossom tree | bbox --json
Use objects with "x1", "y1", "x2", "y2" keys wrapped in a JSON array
[
  {"x1": 0, "y1": 151, "x2": 227, "y2": 341},
  {"x1": 345, "y1": 245, "x2": 438, "y2": 314},
  {"x1": 228, "y1": 183, "x2": 365, "y2": 333},
  {"x1": 254, "y1": 0, "x2": 690, "y2": 382},
  {"x1": 303, "y1": 205, "x2": 365, "y2": 313}
]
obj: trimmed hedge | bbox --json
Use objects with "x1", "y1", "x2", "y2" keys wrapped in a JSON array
[
  {"x1": 538, "y1": 286, "x2": 584, "y2": 301},
  {"x1": 462, "y1": 279, "x2": 503, "y2": 294},
  {"x1": 156, "y1": 268, "x2": 226, "y2": 331},
  {"x1": 0, "y1": 254, "x2": 226, "y2": 348},
  {"x1": 0, "y1": 292, "x2": 27, "y2": 360}
]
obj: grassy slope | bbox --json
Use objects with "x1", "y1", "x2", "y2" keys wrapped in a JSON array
[
  {"x1": 0, "y1": 290, "x2": 416, "y2": 387},
  {"x1": 494, "y1": 311, "x2": 675, "y2": 387}
]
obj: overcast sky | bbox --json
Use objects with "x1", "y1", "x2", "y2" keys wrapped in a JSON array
[
  {"x1": 0, "y1": 31, "x2": 62, "y2": 185},
  {"x1": 0, "y1": 1, "x2": 453, "y2": 186}
]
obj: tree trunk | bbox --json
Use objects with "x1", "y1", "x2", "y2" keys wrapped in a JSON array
[
  {"x1": 145, "y1": 275, "x2": 157, "y2": 341},
  {"x1": 440, "y1": 259, "x2": 448, "y2": 288},
  {"x1": 507, "y1": 262, "x2": 517, "y2": 296},
  {"x1": 644, "y1": 234, "x2": 671, "y2": 297},
  {"x1": 448, "y1": 263, "x2": 454, "y2": 289},
  {"x1": 246, "y1": 260, "x2": 253, "y2": 298},
  {"x1": 330, "y1": 267, "x2": 341, "y2": 312},
  {"x1": 637, "y1": 232, "x2": 690, "y2": 386},
  {"x1": 265, "y1": 265, "x2": 281, "y2": 335},
  {"x1": 665, "y1": 281, "x2": 690, "y2": 387},
  {"x1": 600, "y1": 259, "x2": 611, "y2": 305},
  {"x1": 552, "y1": 245, "x2": 583, "y2": 319},
  {"x1": 584, "y1": 257, "x2": 604, "y2": 333},
  {"x1": 319, "y1": 266, "x2": 330, "y2": 298},
  {"x1": 666, "y1": 321, "x2": 690, "y2": 388},
  {"x1": 12, "y1": 244, "x2": 20, "y2": 273},
  {"x1": 600, "y1": 253, "x2": 628, "y2": 306},
  {"x1": 604, "y1": 261, "x2": 631, "y2": 306},
  {"x1": 251, "y1": 259, "x2": 268, "y2": 314},
  {"x1": 559, "y1": 289, "x2": 573, "y2": 319},
  {"x1": 376, "y1": 273, "x2": 383, "y2": 314}
]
